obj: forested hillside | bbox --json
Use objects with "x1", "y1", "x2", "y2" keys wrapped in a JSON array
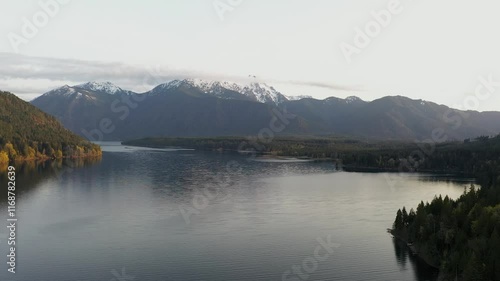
[
  {"x1": 392, "y1": 136, "x2": 500, "y2": 281},
  {"x1": 0, "y1": 91, "x2": 101, "y2": 164}
]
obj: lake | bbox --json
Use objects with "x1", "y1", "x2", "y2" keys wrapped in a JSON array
[{"x1": 0, "y1": 142, "x2": 475, "y2": 281}]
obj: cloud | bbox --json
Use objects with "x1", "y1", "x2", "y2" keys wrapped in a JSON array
[
  {"x1": 0, "y1": 52, "x2": 192, "y2": 93},
  {"x1": 278, "y1": 80, "x2": 361, "y2": 92},
  {"x1": 0, "y1": 52, "x2": 359, "y2": 101}
]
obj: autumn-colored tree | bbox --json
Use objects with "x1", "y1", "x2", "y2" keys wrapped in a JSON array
[
  {"x1": 0, "y1": 151, "x2": 9, "y2": 164},
  {"x1": 3, "y1": 142, "x2": 17, "y2": 160}
]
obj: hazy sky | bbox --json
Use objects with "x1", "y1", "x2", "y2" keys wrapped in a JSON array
[{"x1": 1, "y1": 0, "x2": 500, "y2": 111}]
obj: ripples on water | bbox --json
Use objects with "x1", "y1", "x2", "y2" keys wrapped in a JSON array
[{"x1": 0, "y1": 142, "x2": 474, "y2": 281}]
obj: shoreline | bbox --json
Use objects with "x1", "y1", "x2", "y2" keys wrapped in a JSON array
[
  {"x1": 389, "y1": 229, "x2": 440, "y2": 269},
  {"x1": 1, "y1": 154, "x2": 102, "y2": 168},
  {"x1": 390, "y1": 229, "x2": 456, "y2": 281},
  {"x1": 343, "y1": 165, "x2": 476, "y2": 177},
  {"x1": 122, "y1": 142, "x2": 477, "y2": 178}
]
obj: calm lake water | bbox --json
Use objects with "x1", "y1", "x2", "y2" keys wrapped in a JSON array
[{"x1": 0, "y1": 142, "x2": 475, "y2": 281}]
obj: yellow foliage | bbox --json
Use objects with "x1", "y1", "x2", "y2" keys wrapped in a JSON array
[
  {"x1": 27, "y1": 147, "x2": 36, "y2": 159},
  {"x1": 4, "y1": 142, "x2": 17, "y2": 159},
  {"x1": 75, "y1": 146, "x2": 85, "y2": 157},
  {"x1": 0, "y1": 151, "x2": 9, "y2": 164},
  {"x1": 0, "y1": 163, "x2": 7, "y2": 172}
]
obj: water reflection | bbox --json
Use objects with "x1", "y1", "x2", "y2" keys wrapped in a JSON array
[
  {"x1": 393, "y1": 238, "x2": 439, "y2": 281},
  {"x1": 0, "y1": 157, "x2": 102, "y2": 201},
  {"x1": 0, "y1": 144, "x2": 473, "y2": 281}
]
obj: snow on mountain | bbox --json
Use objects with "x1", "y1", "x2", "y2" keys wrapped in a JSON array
[
  {"x1": 345, "y1": 96, "x2": 364, "y2": 104},
  {"x1": 42, "y1": 85, "x2": 77, "y2": 97},
  {"x1": 74, "y1": 81, "x2": 124, "y2": 95},
  {"x1": 151, "y1": 80, "x2": 184, "y2": 92},
  {"x1": 41, "y1": 85, "x2": 94, "y2": 101},
  {"x1": 40, "y1": 80, "x2": 363, "y2": 107},
  {"x1": 185, "y1": 79, "x2": 242, "y2": 94},
  {"x1": 184, "y1": 79, "x2": 248, "y2": 100},
  {"x1": 40, "y1": 82, "x2": 131, "y2": 102},
  {"x1": 286, "y1": 95, "x2": 313, "y2": 101},
  {"x1": 39, "y1": 85, "x2": 97, "y2": 102},
  {"x1": 150, "y1": 78, "x2": 289, "y2": 105},
  {"x1": 240, "y1": 82, "x2": 288, "y2": 105}
]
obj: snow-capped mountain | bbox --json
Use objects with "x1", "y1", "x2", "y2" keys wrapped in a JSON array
[
  {"x1": 75, "y1": 82, "x2": 125, "y2": 95},
  {"x1": 40, "y1": 80, "x2": 356, "y2": 106},
  {"x1": 40, "y1": 82, "x2": 134, "y2": 101},
  {"x1": 149, "y1": 79, "x2": 289, "y2": 106},
  {"x1": 40, "y1": 80, "x2": 362, "y2": 107},
  {"x1": 239, "y1": 82, "x2": 288, "y2": 105},
  {"x1": 31, "y1": 82, "x2": 500, "y2": 141},
  {"x1": 39, "y1": 84, "x2": 95, "y2": 101},
  {"x1": 42, "y1": 85, "x2": 78, "y2": 97},
  {"x1": 345, "y1": 96, "x2": 364, "y2": 104},
  {"x1": 286, "y1": 95, "x2": 313, "y2": 101}
]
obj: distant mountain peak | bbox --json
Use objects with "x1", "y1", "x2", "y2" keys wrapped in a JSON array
[
  {"x1": 42, "y1": 85, "x2": 76, "y2": 97},
  {"x1": 31, "y1": 82, "x2": 500, "y2": 141},
  {"x1": 150, "y1": 79, "x2": 195, "y2": 95},
  {"x1": 184, "y1": 79, "x2": 242, "y2": 94},
  {"x1": 151, "y1": 78, "x2": 289, "y2": 105},
  {"x1": 40, "y1": 82, "x2": 133, "y2": 101},
  {"x1": 345, "y1": 96, "x2": 363, "y2": 103},
  {"x1": 74, "y1": 81, "x2": 123, "y2": 94},
  {"x1": 286, "y1": 95, "x2": 313, "y2": 101}
]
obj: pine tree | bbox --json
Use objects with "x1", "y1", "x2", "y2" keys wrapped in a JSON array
[
  {"x1": 394, "y1": 209, "x2": 404, "y2": 230},
  {"x1": 463, "y1": 252, "x2": 486, "y2": 281}
]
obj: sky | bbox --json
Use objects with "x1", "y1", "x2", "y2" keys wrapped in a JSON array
[{"x1": 1, "y1": 0, "x2": 500, "y2": 111}]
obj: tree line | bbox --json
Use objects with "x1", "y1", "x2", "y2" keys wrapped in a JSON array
[{"x1": 392, "y1": 136, "x2": 500, "y2": 281}]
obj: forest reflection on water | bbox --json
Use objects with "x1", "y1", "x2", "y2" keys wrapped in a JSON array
[{"x1": 0, "y1": 144, "x2": 475, "y2": 281}]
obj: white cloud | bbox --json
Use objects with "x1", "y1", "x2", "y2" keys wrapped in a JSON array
[{"x1": 0, "y1": 53, "x2": 359, "y2": 101}]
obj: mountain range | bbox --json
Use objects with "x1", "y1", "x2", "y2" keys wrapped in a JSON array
[{"x1": 30, "y1": 80, "x2": 500, "y2": 141}]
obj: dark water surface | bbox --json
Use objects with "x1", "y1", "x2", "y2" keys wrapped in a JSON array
[{"x1": 0, "y1": 142, "x2": 475, "y2": 281}]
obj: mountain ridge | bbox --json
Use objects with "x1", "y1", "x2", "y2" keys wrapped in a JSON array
[
  {"x1": 30, "y1": 81, "x2": 500, "y2": 141},
  {"x1": 38, "y1": 80, "x2": 363, "y2": 106}
]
